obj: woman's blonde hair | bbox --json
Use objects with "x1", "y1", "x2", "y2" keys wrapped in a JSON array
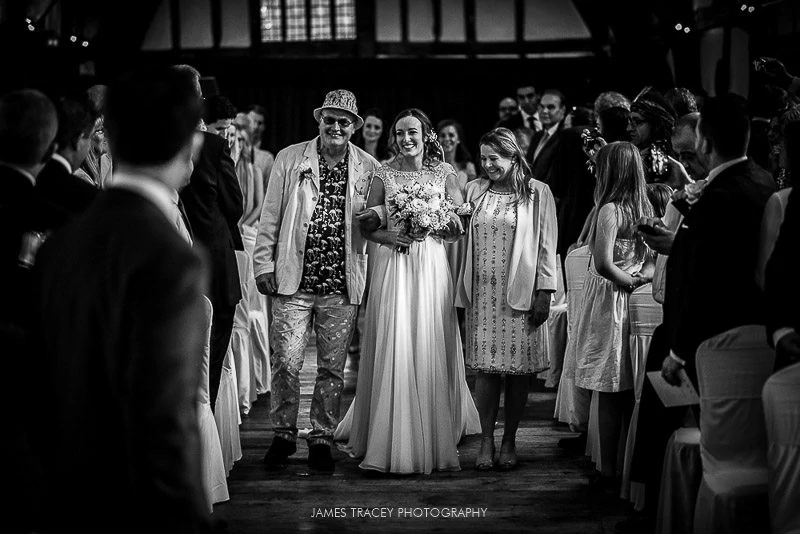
[
  {"x1": 478, "y1": 127, "x2": 533, "y2": 205},
  {"x1": 592, "y1": 141, "x2": 654, "y2": 259}
]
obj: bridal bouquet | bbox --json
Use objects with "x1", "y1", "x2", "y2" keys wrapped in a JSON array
[{"x1": 389, "y1": 182, "x2": 455, "y2": 252}]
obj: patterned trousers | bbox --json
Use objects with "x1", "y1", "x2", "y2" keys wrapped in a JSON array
[{"x1": 269, "y1": 293, "x2": 357, "y2": 446}]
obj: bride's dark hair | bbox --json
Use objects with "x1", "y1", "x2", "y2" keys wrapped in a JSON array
[{"x1": 388, "y1": 108, "x2": 444, "y2": 169}]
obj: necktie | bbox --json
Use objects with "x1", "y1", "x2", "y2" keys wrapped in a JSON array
[
  {"x1": 533, "y1": 130, "x2": 550, "y2": 162},
  {"x1": 527, "y1": 116, "x2": 535, "y2": 130}
]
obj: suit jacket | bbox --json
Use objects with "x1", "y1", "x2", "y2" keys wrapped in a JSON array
[
  {"x1": 547, "y1": 126, "x2": 596, "y2": 258},
  {"x1": 35, "y1": 158, "x2": 98, "y2": 225},
  {"x1": 765, "y1": 185, "x2": 799, "y2": 342},
  {"x1": 29, "y1": 189, "x2": 212, "y2": 533},
  {"x1": 527, "y1": 121, "x2": 563, "y2": 185},
  {"x1": 180, "y1": 131, "x2": 244, "y2": 309},
  {"x1": 664, "y1": 159, "x2": 775, "y2": 375},
  {"x1": 252, "y1": 138, "x2": 380, "y2": 305}
]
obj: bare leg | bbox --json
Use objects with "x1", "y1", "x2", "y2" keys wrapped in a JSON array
[
  {"x1": 499, "y1": 375, "x2": 530, "y2": 469},
  {"x1": 474, "y1": 373, "x2": 502, "y2": 468}
]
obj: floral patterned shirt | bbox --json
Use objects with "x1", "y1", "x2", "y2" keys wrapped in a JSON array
[{"x1": 299, "y1": 142, "x2": 348, "y2": 296}]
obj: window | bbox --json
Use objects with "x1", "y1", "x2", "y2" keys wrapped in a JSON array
[{"x1": 260, "y1": 0, "x2": 356, "y2": 42}]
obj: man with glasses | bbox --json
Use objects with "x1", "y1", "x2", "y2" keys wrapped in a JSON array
[{"x1": 253, "y1": 89, "x2": 380, "y2": 473}]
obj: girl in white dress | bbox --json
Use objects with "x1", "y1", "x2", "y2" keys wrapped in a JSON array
[
  {"x1": 335, "y1": 108, "x2": 480, "y2": 474},
  {"x1": 573, "y1": 142, "x2": 654, "y2": 487}
]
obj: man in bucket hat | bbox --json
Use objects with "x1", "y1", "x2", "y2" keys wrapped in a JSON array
[{"x1": 253, "y1": 89, "x2": 381, "y2": 472}]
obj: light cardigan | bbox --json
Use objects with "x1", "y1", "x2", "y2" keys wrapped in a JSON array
[
  {"x1": 455, "y1": 177, "x2": 558, "y2": 311},
  {"x1": 252, "y1": 137, "x2": 380, "y2": 305}
]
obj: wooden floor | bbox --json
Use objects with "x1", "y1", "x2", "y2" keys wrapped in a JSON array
[{"x1": 212, "y1": 342, "x2": 629, "y2": 533}]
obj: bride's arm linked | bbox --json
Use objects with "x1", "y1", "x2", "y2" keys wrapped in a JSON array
[
  {"x1": 359, "y1": 175, "x2": 415, "y2": 249},
  {"x1": 436, "y1": 170, "x2": 465, "y2": 242}
]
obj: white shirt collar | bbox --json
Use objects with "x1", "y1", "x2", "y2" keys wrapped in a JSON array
[
  {"x1": 705, "y1": 156, "x2": 748, "y2": 186},
  {"x1": 51, "y1": 153, "x2": 72, "y2": 174},
  {"x1": 544, "y1": 122, "x2": 559, "y2": 137},
  {"x1": 109, "y1": 171, "x2": 176, "y2": 223},
  {"x1": 0, "y1": 162, "x2": 36, "y2": 186}
]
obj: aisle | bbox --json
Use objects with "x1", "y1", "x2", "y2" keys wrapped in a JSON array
[{"x1": 213, "y1": 342, "x2": 628, "y2": 533}]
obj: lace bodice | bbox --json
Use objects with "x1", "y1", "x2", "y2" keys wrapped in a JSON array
[{"x1": 372, "y1": 162, "x2": 457, "y2": 231}]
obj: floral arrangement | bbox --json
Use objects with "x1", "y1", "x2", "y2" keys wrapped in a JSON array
[
  {"x1": 581, "y1": 127, "x2": 606, "y2": 174},
  {"x1": 644, "y1": 140, "x2": 671, "y2": 177},
  {"x1": 297, "y1": 161, "x2": 315, "y2": 184},
  {"x1": 389, "y1": 181, "x2": 455, "y2": 252}
]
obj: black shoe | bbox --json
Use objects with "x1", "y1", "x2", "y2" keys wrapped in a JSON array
[
  {"x1": 263, "y1": 436, "x2": 297, "y2": 469},
  {"x1": 558, "y1": 432, "x2": 587, "y2": 453},
  {"x1": 308, "y1": 444, "x2": 335, "y2": 473},
  {"x1": 614, "y1": 513, "x2": 655, "y2": 534}
]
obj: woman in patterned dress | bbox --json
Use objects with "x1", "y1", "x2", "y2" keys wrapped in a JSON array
[
  {"x1": 572, "y1": 142, "x2": 654, "y2": 488},
  {"x1": 335, "y1": 108, "x2": 480, "y2": 474},
  {"x1": 455, "y1": 127, "x2": 558, "y2": 471}
]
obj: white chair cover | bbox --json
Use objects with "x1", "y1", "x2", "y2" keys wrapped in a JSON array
[
  {"x1": 241, "y1": 224, "x2": 271, "y2": 395},
  {"x1": 762, "y1": 361, "x2": 800, "y2": 534},
  {"x1": 215, "y1": 344, "x2": 243, "y2": 475},
  {"x1": 231, "y1": 249, "x2": 257, "y2": 415},
  {"x1": 656, "y1": 427, "x2": 702, "y2": 534},
  {"x1": 542, "y1": 255, "x2": 567, "y2": 388},
  {"x1": 555, "y1": 246, "x2": 593, "y2": 429},
  {"x1": 622, "y1": 283, "x2": 663, "y2": 507},
  {"x1": 198, "y1": 297, "x2": 229, "y2": 508},
  {"x1": 693, "y1": 325, "x2": 774, "y2": 534}
]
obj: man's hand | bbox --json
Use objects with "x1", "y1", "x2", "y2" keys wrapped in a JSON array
[
  {"x1": 355, "y1": 209, "x2": 381, "y2": 232},
  {"x1": 775, "y1": 331, "x2": 800, "y2": 370},
  {"x1": 637, "y1": 216, "x2": 675, "y2": 255},
  {"x1": 661, "y1": 356, "x2": 683, "y2": 387},
  {"x1": 755, "y1": 57, "x2": 794, "y2": 88},
  {"x1": 256, "y1": 272, "x2": 277, "y2": 296},
  {"x1": 528, "y1": 290, "x2": 551, "y2": 329}
]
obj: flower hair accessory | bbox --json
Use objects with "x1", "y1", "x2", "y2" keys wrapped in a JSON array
[{"x1": 425, "y1": 131, "x2": 439, "y2": 143}]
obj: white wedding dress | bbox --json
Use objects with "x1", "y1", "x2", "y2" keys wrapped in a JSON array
[{"x1": 334, "y1": 163, "x2": 480, "y2": 474}]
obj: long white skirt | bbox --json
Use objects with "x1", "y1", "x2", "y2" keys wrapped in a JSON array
[{"x1": 335, "y1": 237, "x2": 480, "y2": 474}]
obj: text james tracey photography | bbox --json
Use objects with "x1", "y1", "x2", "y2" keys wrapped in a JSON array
[{"x1": 311, "y1": 507, "x2": 488, "y2": 519}]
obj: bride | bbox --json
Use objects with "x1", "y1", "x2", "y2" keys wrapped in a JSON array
[{"x1": 334, "y1": 108, "x2": 480, "y2": 474}]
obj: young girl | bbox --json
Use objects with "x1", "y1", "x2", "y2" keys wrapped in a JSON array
[{"x1": 573, "y1": 141, "x2": 655, "y2": 488}]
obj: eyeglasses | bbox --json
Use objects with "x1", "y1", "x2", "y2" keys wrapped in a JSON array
[{"x1": 322, "y1": 116, "x2": 353, "y2": 128}]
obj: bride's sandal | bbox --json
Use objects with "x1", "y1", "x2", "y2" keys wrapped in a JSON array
[
  {"x1": 475, "y1": 439, "x2": 496, "y2": 471},
  {"x1": 498, "y1": 440, "x2": 518, "y2": 471}
]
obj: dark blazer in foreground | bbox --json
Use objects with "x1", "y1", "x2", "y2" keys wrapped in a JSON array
[
  {"x1": 664, "y1": 159, "x2": 775, "y2": 376},
  {"x1": 181, "y1": 131, "x2": 244, "y2": 308},
  {"x1": 35, "y1": 158, "x2": 98, "y2": 224},
  {"x1": 29, "y1": 189, "x2": 212, "y2": 533}
]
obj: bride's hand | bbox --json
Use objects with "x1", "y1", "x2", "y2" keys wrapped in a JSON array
[
  {"x1": 406, "y1": 227, "x2": 429, "y2": 241},
  {"x1": 393, "y1": 232, "x2": 415, "y2": 248}
]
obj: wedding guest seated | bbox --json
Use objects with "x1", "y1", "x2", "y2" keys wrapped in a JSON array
[
  {"x1": 28, "y1": 66, "x2": 213, "y2": 533},
  {"x1": 35, "y1": 94, "x2": 100, "y2": 223}
]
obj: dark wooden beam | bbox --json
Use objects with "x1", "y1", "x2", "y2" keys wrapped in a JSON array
[
  {"x1": 464, "y1": 0, "x2": 476, "y2": 58},
  {"x1": 355, "y1": 0, "x2": 376, "y2": 57},
  {"x1": 400, "y1": 0, "x2": 409, "y2": 43},
  {"x1": 304, "y1": 0, "x2": 312, "y2": 40},
  {"x1": 280, "y1": 0, "x2": 288, "y2": 41},
  {"x1": 433, "y1": 0, "x2": 442, "y2": 43},
  {"x1": 170, "y1": 0, "x2": 181, "y2": 50},
  {"x1": 210, "y1": 0, "x2": 222, "y2": 48},
  {"x1": 248, "y1": 0, "x2": 262, "y2": 48}
]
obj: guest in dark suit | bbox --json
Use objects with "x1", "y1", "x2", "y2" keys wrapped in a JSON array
[
  {"x1": 173, "y1": 65, "x2": 245, "y2": 410},
  {"x1": 35, "y1": 95, "x2": 100, "y2": 224},
  {"x1": 623, "y1": 94, "x2": 775, "y2": 532},
  {"x1": 527, "y1": 89, "x2": 566, "y2": 184},
  {"x1": 28, "y1": 67, "x2": 212, "y2": 533},
  {"x1": 1, "y1": 89, "x2": 59, "y2": 533}
]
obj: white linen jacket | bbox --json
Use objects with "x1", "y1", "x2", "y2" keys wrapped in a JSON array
[
  {"x1": 455, "y1": 177, "x2": 559, "y2": 311},
  {"x1": 252, "y1": 137, "x2": 380, "y2": 305}
]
